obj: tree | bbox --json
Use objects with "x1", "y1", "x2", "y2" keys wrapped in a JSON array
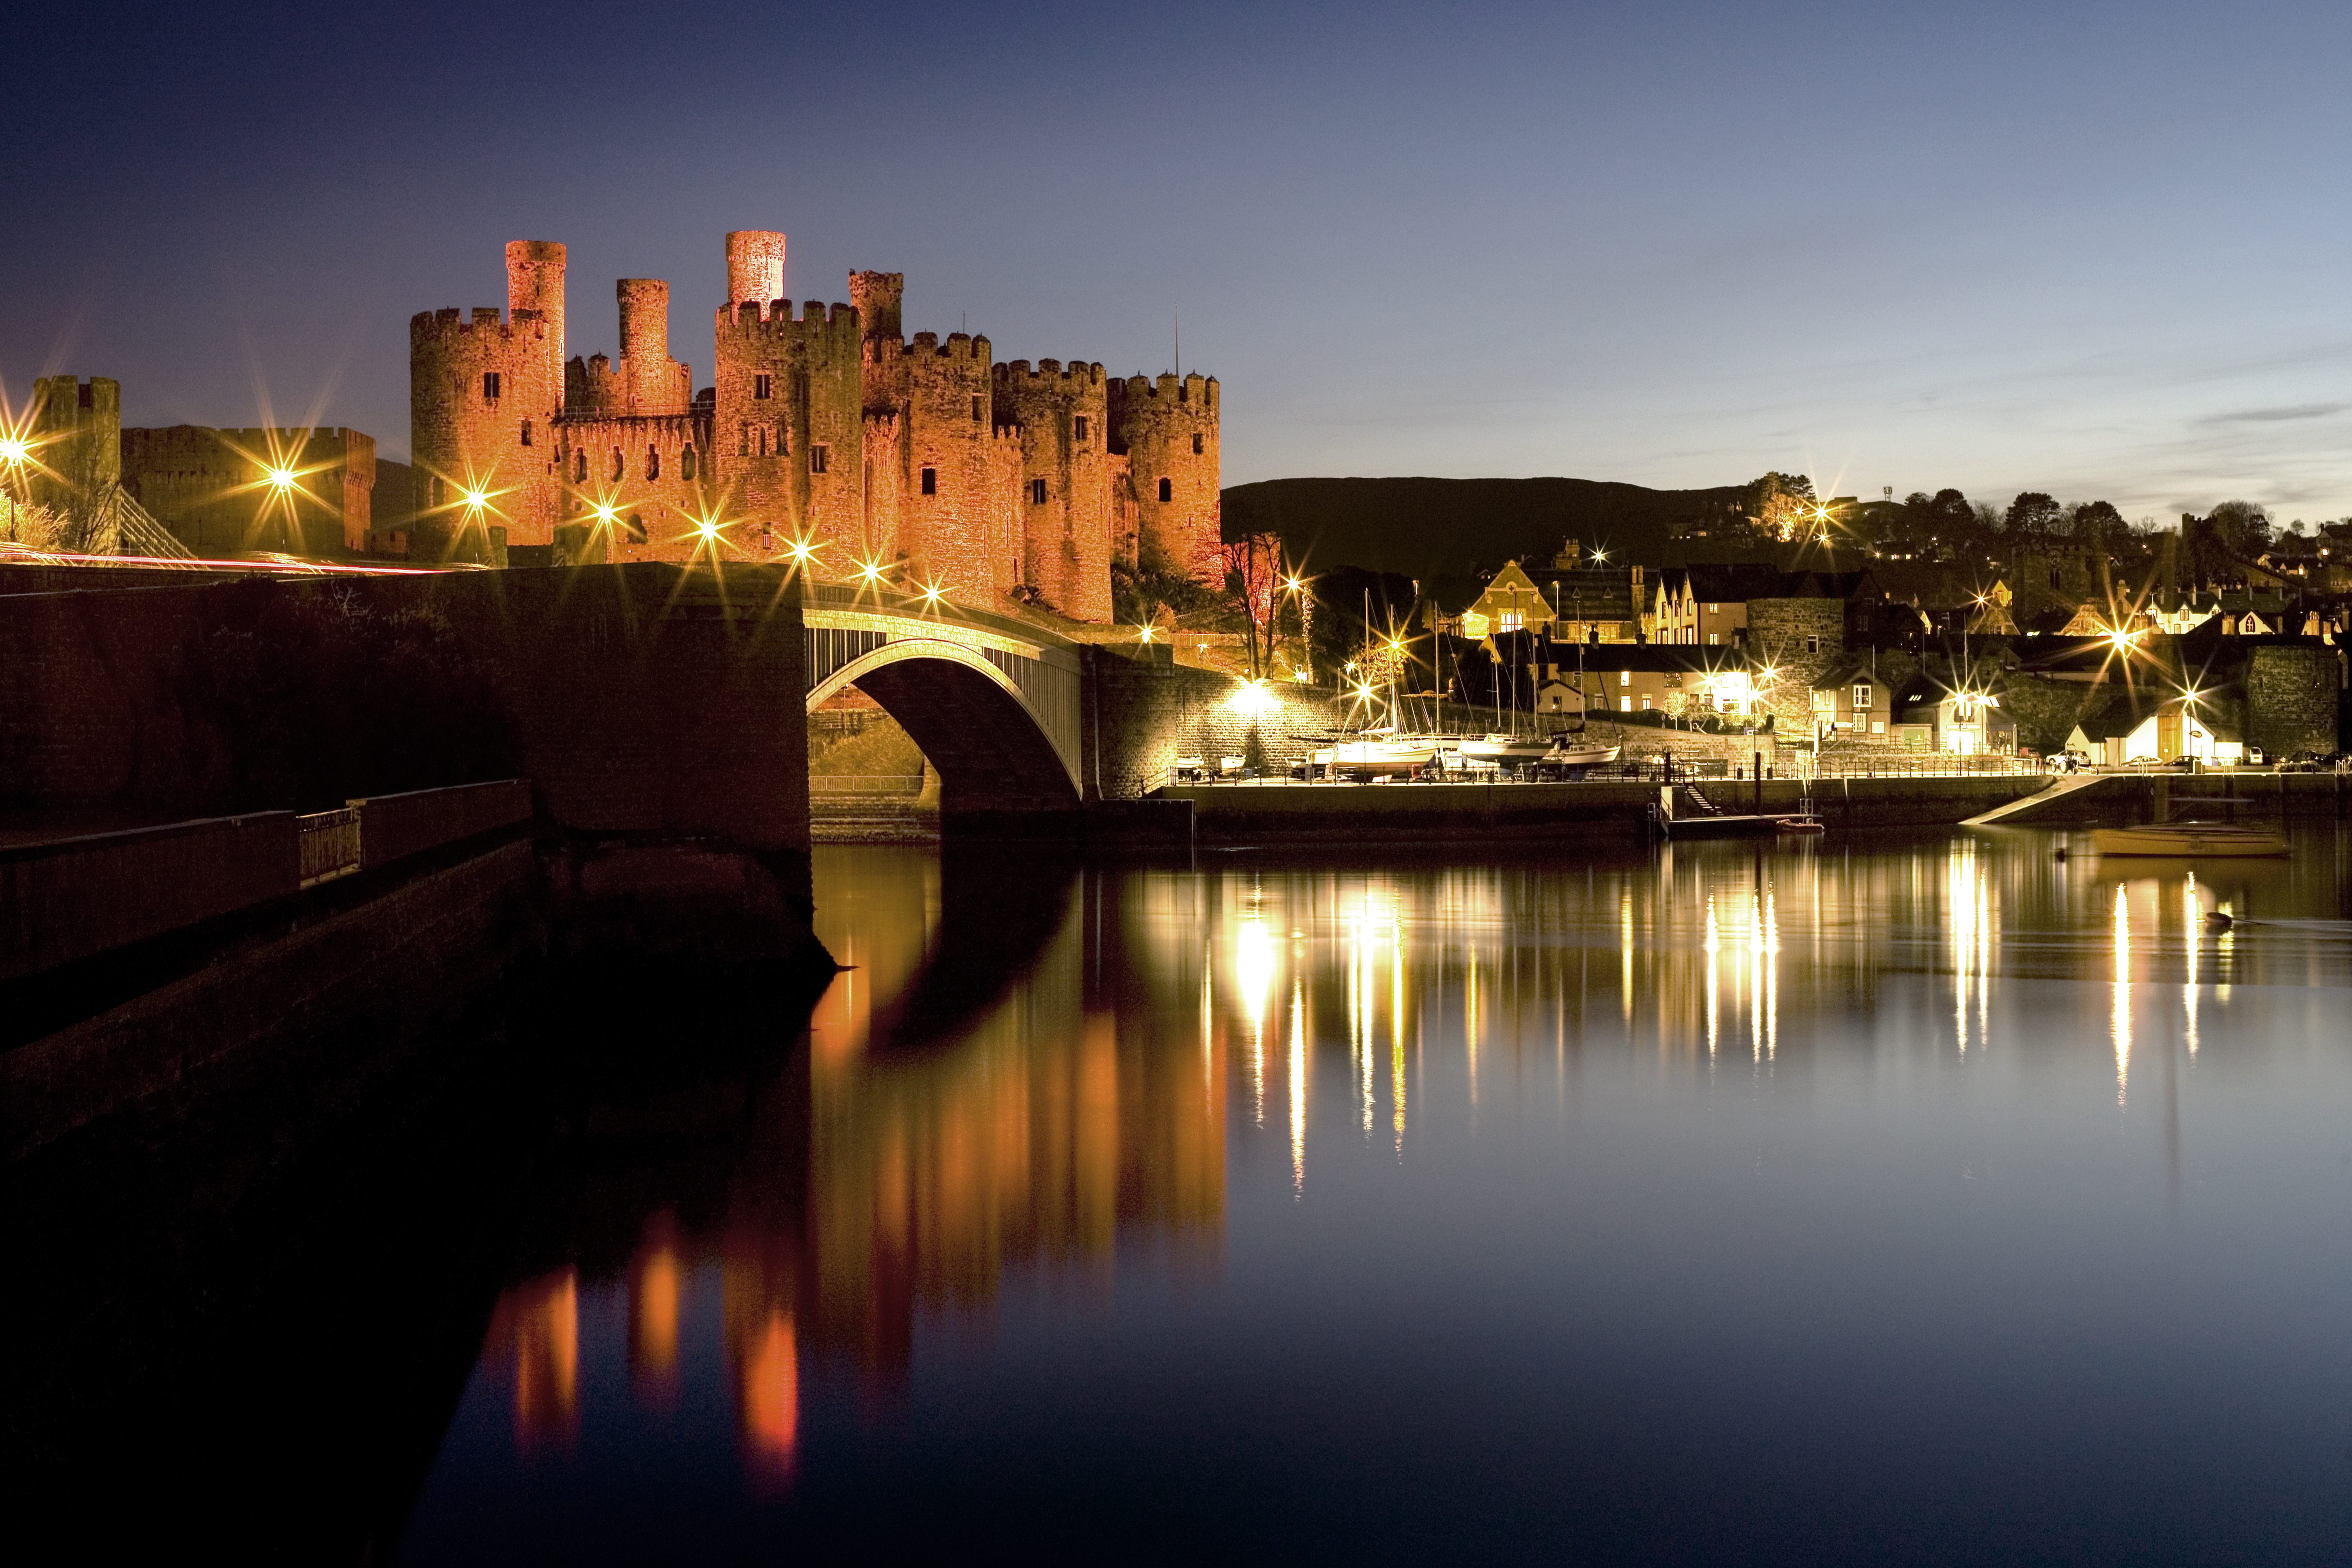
[
  {"x1": 2068, "y1": 500, "x2": 2124, "y2": 545},
  {"x1": 1747, "y1": 471, "x2": 1818, "y2": 541},
  {"x1": 2003, "y1": 492, "x2": 2063, "y2": 546},
  {"x1": 2210, "y1": 499, "x2": 2271, "y2": 556},
  {"x1": 1219, "y1": 532, "x2": 1284, "y2": 677}
]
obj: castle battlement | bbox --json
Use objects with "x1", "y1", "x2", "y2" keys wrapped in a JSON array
[
  {"x1": 994, "y1": 359, "x2": 1105, "y2": 387},
  {"x1": 1112, "y1": 371, "x2": 1217, "y2": 408},
  {"x1": 714, "y1": 298, "x2": 858, "y2": 336},
  {"x1": 900, "y1": 331, "x2": 990, "y2": 361},
  {"x1": 410, "y1": 307, "x2": 549, "y2": 343}
]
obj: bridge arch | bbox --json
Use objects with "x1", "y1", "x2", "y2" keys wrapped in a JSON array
[{"x1": 803, "y1": 595, "x2": 1086, "y2": 816}]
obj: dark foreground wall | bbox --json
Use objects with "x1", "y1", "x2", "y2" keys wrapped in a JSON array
[{"x1": 0, "y1": 564, "x2": 810, "y2": 857}]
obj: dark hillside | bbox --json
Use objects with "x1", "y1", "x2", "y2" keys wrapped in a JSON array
[{"x1": 1223, "y1": 476, "x2": 1749, "y2": 579}]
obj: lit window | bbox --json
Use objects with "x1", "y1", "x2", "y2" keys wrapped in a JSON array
[
  {"x1": 1158, "y1": 476, "x2": 1173, "y2": 503},
  {"x1": 1497, "y1": 611, "x2": 1523, "y2": 633},
  {"x1": 483, "y1": 371, "x2": 501, "y2": 401},
  {"x1": 754, "y1": 374, "x2": 773, "y2": 401},
  {"x1": 1619, "y1": 670, "x2": 1630, "y2": 686},
  {"x1": 1640, "y1": 694, "x2": 1652, "y2": 711},
  {"x1": 1619, "y1": 695, "x2": 1632, "y2": 712},
  {"x1": 1707, "y1": 632, "x2": 1719, "y2": 645},
  {"x1": 647, "y1": 445, "x2": 660, "y2": 480},
  {"x1": 811, "y1": 444, "x2": 829, "y2": 475},
  {"x1": 1854, "y1": 683, "x2": 1872, "y2": 710},
  {"x1": 921, "y1": 466, "x2": 937, "y2": 496},
  {"x1": 519, "y1": 419, "x2": 533, "y2": 447},
  {"x1": 1031, "y1": 478, "x2": 1049, "y2": 505},
  {"x1": 1074, "y1": 415, "x2": 1088, "y2": 441}
]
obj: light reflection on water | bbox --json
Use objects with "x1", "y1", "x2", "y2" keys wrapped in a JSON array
[{"x1": 401, "y1": 830, "x2": 2352, "y2": 1563}]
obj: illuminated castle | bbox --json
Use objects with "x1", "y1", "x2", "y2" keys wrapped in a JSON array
[{"x1": 409, "y1": 233, "x2": 1221, "y2": 621}]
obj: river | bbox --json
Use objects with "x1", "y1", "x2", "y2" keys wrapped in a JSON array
[{"x1": 388, "y1": 829, "x2": 2352, "y2": 1563}]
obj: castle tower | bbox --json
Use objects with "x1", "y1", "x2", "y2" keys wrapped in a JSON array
[
  {"x1": 713, "y1": 281, "x2": 864, "y2": 563},
  {"x1": 1107, "y1": 372, "x2": 1220, "y2": 584},
  {"x1": 409, "y1": 240, "x2": 566, "y2": 558},
  {"x1": 26, "y1": 376, "x2": 121, "y2": 521},
  {"x1": 726, "y1": 231, "x2": 787, "y2": 308},
  {"x1": 884, "y1": 331, "x2": 1000, "y2": 599},
  {"x1": 994, "y1": 359, "x2": 1112, "y2": 622},
  {"x1": 849, "y1": 272, "x2": 903, "y2": 343}
]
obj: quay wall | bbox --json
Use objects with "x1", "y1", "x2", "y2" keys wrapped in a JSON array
[
  {"x1": 1162, "y1": 774, "x2": 2048, "y2": 844},
  {"x1": 0, "y1": 812, "x2": 298, "y2": 983},
  {"x1": 1, "y1": 838, "x2": 541, "y2": 1159}
]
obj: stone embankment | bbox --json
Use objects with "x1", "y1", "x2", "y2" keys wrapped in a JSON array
[{"x1": 1155, "y1": 773, "x2": 2048, "y2": 845}]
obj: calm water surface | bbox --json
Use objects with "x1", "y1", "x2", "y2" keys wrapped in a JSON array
[{"x1": 399, "y1": 830, "x2": 2352, "y2": 1564}]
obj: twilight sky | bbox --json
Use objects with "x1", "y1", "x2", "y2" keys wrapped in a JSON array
[{"x1": 5, "y1": 0, "x2": 2347, "y2": 521}]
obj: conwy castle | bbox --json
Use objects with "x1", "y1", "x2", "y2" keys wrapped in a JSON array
[{"x1": 410, "y1": 232, "x2": 1221, "y2": 622}]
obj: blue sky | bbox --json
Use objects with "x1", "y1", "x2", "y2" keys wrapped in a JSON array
[{"x1": 4, "y1": 0, "x2": 2347, "y2": 520}]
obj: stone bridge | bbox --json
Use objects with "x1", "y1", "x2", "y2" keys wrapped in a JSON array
[
  {"x1": 800, "y1": 582, "x2": 1086, "y2": 812},
  {"x1": 0, "y1": 563, "x2": 1335, "y2": 862}
]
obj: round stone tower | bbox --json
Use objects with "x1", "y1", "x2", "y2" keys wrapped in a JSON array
[
  {"x1": 1106, "y1": 372, "x2": 1220, "y2": 584},
  {"x1": 726, "y1": 230, "x2": 787, "y2": 308}
]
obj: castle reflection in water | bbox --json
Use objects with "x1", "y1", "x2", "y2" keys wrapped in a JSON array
[{"x1": 468, "y1": 832, "x2": 2347, "y2": 1474}]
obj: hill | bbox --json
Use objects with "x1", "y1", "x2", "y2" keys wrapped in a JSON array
[{"x1": 1221, "y1": 476, "x2": 1750, "y2": 580}]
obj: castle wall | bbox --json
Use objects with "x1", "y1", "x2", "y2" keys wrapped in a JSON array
[
  {"x1": 28, "y1": 377, "x2": 121, "y2": 520},
  {"x1": 120, "y1": 426, "x2": 374, "y2": 555},
  {"x1": 548, "y1": 413, "x2": 715, "y2": 561},
  {"x1": 995, "y1": 359, "x2": 1112, "y2": 623},
  {"x1": 1106, "y1": 373, "x2": 1220, "y2": 584},
  {"x1": 711, "y1": 299, "x2": 865, "y2": 563}
]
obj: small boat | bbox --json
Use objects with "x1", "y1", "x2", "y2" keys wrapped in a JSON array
[
  {"x1": 1776, "y1": 814, "x2": 1826, "y2": 835},
  {"x1": 2092, "y1": 824, "x2": 2288, "y2": 858},
  {"x1": 1457, "y1": 733, "x2": 1556, "y2": 764},
  {"x1": 1542, "y1": 740, "x2": 1622, "y2": 770},
  {"x1": 1311, "y1": 740, "x2": 1440, "y2": 778}
]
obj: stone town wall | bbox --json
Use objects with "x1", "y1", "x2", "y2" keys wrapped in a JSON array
[
  {"x1": 28, "y1": 377, "x2": 122, "y2": 519},
  {"x1": 2247, "y1": 644, "x2": 2345, "y2": 758},
  {"x1": 1744, "y1": 598, "x2": 1845, "y2": 728},
  {"x1": 120, "y1": 426, "x2": 375, "y2": 555},
  {"x1": 1082, "y1": 649, "x2": 1342, "y2": 799}
]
